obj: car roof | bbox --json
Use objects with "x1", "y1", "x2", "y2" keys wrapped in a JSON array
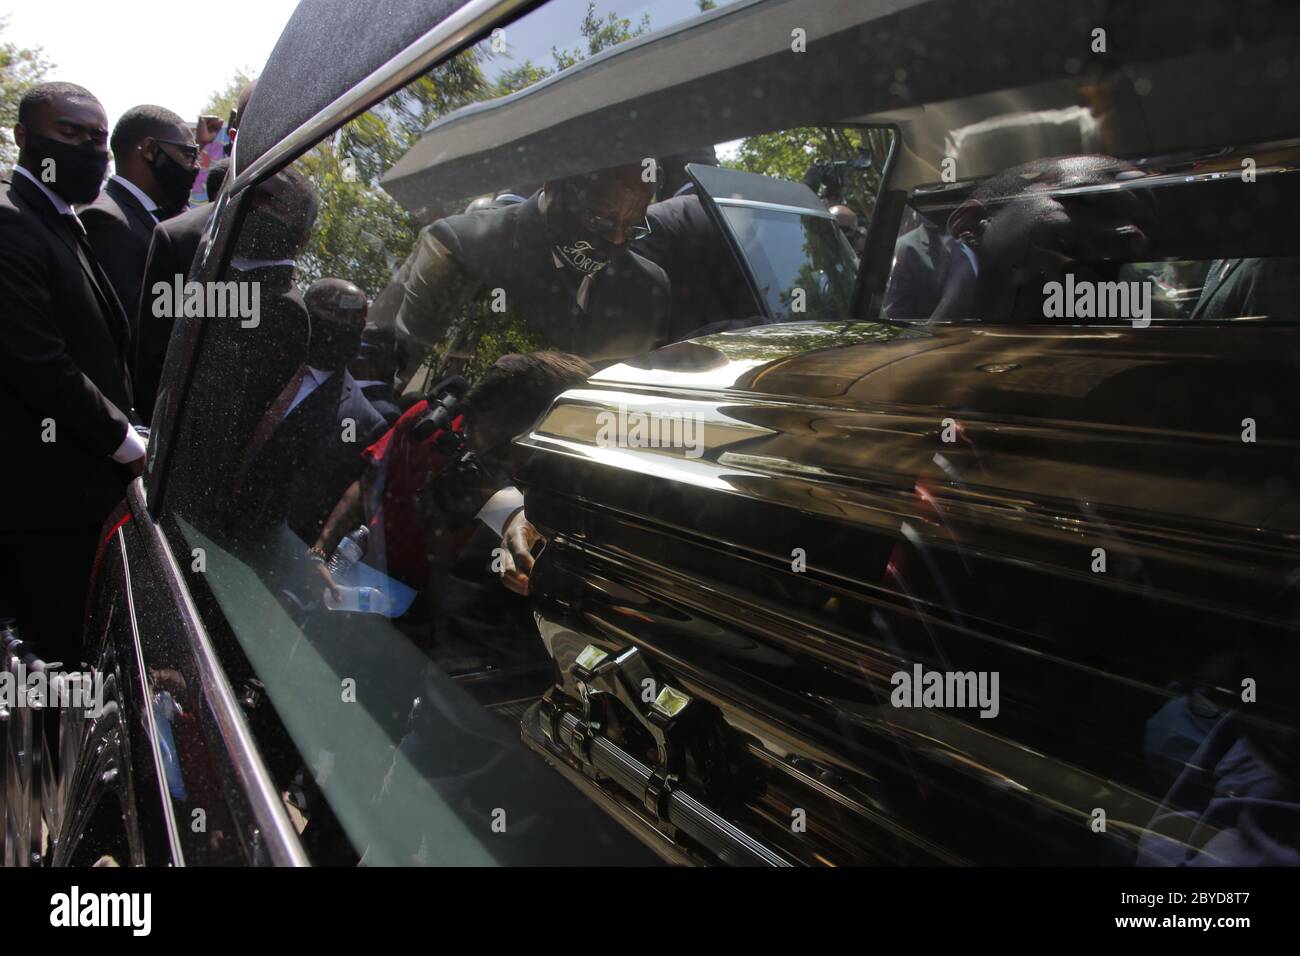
[
  {"x1": 235, "y1": 0, "x2": 1300, "y2": 197},
  {"x1": 380, "y1": 0, "x2": 1300, "y2": 206}
]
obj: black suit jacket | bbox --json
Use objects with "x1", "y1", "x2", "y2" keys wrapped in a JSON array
[
  {"x1": 640, "y1": 193, "x2": 754, "y2": 340},
  {"x1": 235, "y1": 369, "x2": 387, "y2": 542},
  {"x1": 358, "y1": 381, "x2": 402, "y2": 424},
  {"x1": 1190, "y1": 257, "x2": 1300, "y2": 321},
  {"x1": 134, "y1": 202, "x2": 214, "y2": 423},
  {"x1": 80, "y1": 178, "x2": 158, "y2": 338},
  {"x1": 400, "y1": 193, "x2": 672, "y2": 371},
  {"x1": 0, "y1": 173, "x2": 136, "y2": 530},
  {"x1": 180, "y1": 263, "x2": 311, "y2": 525},
  {"x1": 883, "y1": 222, "x2": 959, "y2": 320}
]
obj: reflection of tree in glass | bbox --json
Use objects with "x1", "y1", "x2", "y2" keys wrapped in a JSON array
[
  {"x1": 691, "y1": 321, "x2": 915, "y2": 362},
  {"x1": 292, "y1": 4, "x2": 659, "y2": 377},
  {"x1": 421, "y1": 3, "x2": 652, "y2": 378},
  {"x1": 726, "y1": 126, "x2": 893, "y2": 227},
  {"x1": 775, "y1": 220, "x2": 857, "y2": 319},
  {"x1": 296, "y1": 53, "x2": 494, "y2": 296},
  {"x1": 492, "y1": 2, "x2": 650, "y2": 94}
]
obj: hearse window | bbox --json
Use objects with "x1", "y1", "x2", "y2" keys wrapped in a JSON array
[
  {"x1": 152, "y1": 0, "x2": 1300, "y2": 868},
  {"x1": 160, "y1": 0, "x2": 890, "y2": 866}
]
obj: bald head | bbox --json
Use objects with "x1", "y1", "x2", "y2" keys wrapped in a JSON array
[
  {"x1": 305, "y1": 278, "x2": 367, "y2": 370},
  {"x1": 948, "y1": 154, "x2": 1154, "y2": 322},
  {"x1": 306, "y1": 277, "x2": 367, "y2": 323}
]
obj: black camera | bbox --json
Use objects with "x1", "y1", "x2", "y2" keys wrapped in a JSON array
[
  {"x1": 803, "y1": 154, "x2": 873, "y2": 200},
  {"x1": 410, "y1": 374, "x2": 470, "y2": 451}
]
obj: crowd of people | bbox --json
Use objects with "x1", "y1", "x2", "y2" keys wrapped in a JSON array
[
  {"x1": 0, "y1": 81, "x2": 249, "y2": 662},
  {"x1": 0, "y1": 78, "x2": 779, "y2": 666}
]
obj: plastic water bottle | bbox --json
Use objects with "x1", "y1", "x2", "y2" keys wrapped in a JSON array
[
  {"x1": 326, "y1": 525, "x2": 369, "y2": 583},
  {"x1": 324, "y1": 586, "x2": 393, "y2": 615}
]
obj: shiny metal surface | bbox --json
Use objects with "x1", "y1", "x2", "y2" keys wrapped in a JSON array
[
  {"x1": 518, "y1": 319, "x2": 1300, "y2": 864},
  {"x1": 712, "y1": 197, "x2": 839, "y2": 219},
  {"x1": 125, "y1": 479, "x2": 309, "y2": 866},
  {"x1": 117, "y1": 530, "x2": 186, "y2": 865}
]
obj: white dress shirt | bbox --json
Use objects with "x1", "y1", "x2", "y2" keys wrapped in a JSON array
[
  {"x1": 286, "y1": 367, "x2": 335, "y2": 417},
  {"x1": 108, "y1": 174, "x2": 160, "y2": 224},
  {"x1": 15, "y1": 165, "x2": 77, "y2": 218}
]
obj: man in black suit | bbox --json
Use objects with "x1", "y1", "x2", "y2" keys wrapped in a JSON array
[
  {"x1": 639, "y1": 191, "x2": 754, "y2": 338},
  {"x1": 348, "y1": 325, "x2": 404, "y2": 424},
  {"x1": 133, "y1": 201, "x2": 215, "y2": 423},
  {"x1": 0, "y1": 82, "x2": 142, "y2": 662},
  {"x1": 1190, "y1": 257, "x2": 1300, "y2": 321},
  {"x1": 80, "y1": 106, "x2": 199, "y2": 338},
  {"x1": 882, "y1": 220, "x2": 960, "y2": 320},
  {"x1": 381, "y1": 164, "x2": 671, "y2": 374},
  {"x1": 232, "y1": 277, "x2": 387, "y2": 545},
  {"x1": 132, "y1": 158, "x2": 233, "y2": 424},
  {"x1": 163, "y1": 165, "x2": 320, "y2": 535}
]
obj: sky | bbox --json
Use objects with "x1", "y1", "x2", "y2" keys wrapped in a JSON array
[{"x1": 2, "y1": 0, "x2": 302, "y2": 130}]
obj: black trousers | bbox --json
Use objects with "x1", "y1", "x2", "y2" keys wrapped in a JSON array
[{"x1": 0, "y1": 526, "x2": 102, "y2": 666}]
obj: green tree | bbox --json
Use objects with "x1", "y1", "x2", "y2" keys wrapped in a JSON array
[
  {"x1": 294, "y1": 6, "x2": 654, "y2": 377},
  {"x1": 0, "y1": 16, "x2": 53, "y2": 167},
  {"x1": 552, "y1": 2, "x2": 651, "y2": 70},
  {"x1": 201, "y1": 68, "x2": 259, "y2": 120},
  {"x1": 726, "y1": 125, "x2": 892, "y2": 222},
  {"x1": 295, "y1": 47, "x2": 492, "y2": 296}
]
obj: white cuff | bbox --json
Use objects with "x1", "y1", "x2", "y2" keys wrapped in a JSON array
[
  {"x1": 111, "y1": 426, "x2": 147, "y2": 464},
  {"x1": 475, "y1": 486, "x2": 525, "y2": 536}
]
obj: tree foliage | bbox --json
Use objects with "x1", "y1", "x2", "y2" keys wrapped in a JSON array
[
  {"x1": 294, "y1": 3, "x2": 652, "y2": 376},
  {"x1": 0, "y1": 16, "x2": 53, "y2": 167},
  {"x1": 726, "y1": 125, "x2": 893, "y2": 221},
  {"x1": 201, "y1": 68, "x2": 259, "y2": 120}
]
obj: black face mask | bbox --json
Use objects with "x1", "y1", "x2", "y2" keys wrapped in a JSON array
[
  {"x1": 23, "y1": 133, "x2": 108, "y2": 205},
  {"x1": 150, "y1": 149, "x2": 198, "y2": 215}
]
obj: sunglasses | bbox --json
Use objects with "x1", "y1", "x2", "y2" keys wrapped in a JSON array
[
  {"x1": 153, "y1": 138, "x2": 201, "y2": 165},
  {"x1": 564, "y1": 183, "x2": 652, "y2": 241}
]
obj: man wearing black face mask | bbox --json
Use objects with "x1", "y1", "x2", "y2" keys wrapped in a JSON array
[
  {"x1": 81, "y1": 105, "x2": 199, "y2": 338},
  {"x1": 378, "y1": 164, "x2": 670, "y2": 376},
  {"x1": 230, "y1": 277, "x2": 387, "y2": 544},
  {"x1": 0, "y1": 82, "x2": 139, "y2": 663}
]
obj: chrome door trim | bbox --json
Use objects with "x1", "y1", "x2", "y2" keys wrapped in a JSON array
[
  {"x1": 712, "y1": 197, "x2": 839, "y2": 219},
  {"x1": 228, "y1": 0, "x2": 536, "y2": 191},
  {"x1": 116, "y1": 528, "x2": 186, "y2": 866},
  {"x1": 125, "y1": 479, "x2": 309, "y2": 866}
]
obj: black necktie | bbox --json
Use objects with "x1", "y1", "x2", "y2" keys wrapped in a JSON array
[{"x1": 62, "y1": 211, "x2": 130, "y2": 351}]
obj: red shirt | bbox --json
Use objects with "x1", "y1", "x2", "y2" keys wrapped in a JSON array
[{"x1": 362, "y1": 401, "x2": 469, "y2": 587}]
